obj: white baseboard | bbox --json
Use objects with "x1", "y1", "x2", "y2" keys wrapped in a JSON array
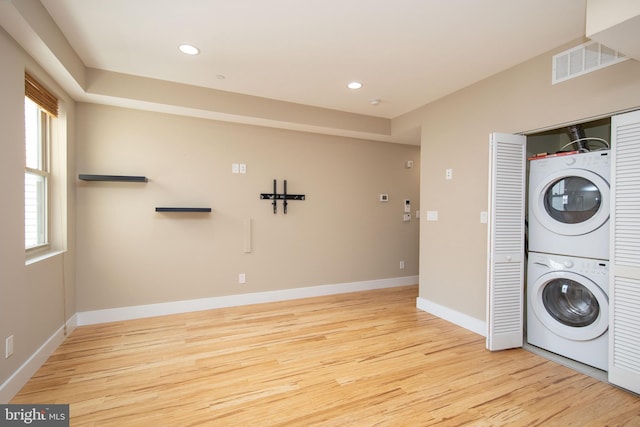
[
  {"x1": 0, "y1": 315, "x2": 77, "y2": 404},
  {"x1": 77, "y1": 275, "x2": 418, "y2": 326},
  {"x1": 416, "y1": 296, "x2": 486, "y2": 337}
]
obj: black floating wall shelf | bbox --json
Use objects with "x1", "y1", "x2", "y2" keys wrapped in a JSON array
[
  {"x1": 155, "y1": 207, "x2": 212, "y2": 213},
  {"x1": 79, "y1": 174, "x2": 148, "y2": 182}
]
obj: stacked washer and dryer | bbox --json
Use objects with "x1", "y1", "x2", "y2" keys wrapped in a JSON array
[{"x1": 526, "y1": 129, "x2": 611, "y2": 371}]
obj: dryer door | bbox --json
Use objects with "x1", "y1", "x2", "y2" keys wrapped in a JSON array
[
  {"x1": 530, "y1": 271, "x2": 608, "y2": 341},
  {"x1": 531, "y1": 169, "x2": 610, "y2": 236}
]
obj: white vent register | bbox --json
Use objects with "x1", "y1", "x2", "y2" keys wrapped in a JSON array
[{"x1": 552, "y1": 40, "x2": 627, "y2": 84}]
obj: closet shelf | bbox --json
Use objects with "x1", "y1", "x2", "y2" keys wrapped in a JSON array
[
  {"x1": 79, "y1": 174, "x2": 148, "y2": 182},
  {"x1": 155, "y1": 207, "x2": 212, "y2": 213}
]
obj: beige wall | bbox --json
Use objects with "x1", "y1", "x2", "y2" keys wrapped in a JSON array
[
  {"x1": 412, "y1": 39, "x2": 640, "y2": 322},
  {"x1": 0, "y1": 28, "x2": 76, "y2": 388},
  {"x1": 586, "y1": 0, "x2": 640, "y2": 35},
  {"x1": 75, "y1": 103, "x2": 420, "y2": 311}
]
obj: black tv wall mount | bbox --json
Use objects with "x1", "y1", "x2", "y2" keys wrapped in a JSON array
[{"x1": 260, "y1": 179, "x2": 305, "y2": 214}]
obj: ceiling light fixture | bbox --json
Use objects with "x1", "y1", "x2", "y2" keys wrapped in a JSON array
[
  {"x1": 179, "y1": 44, "x2": 200, "y2": 55},
  {"x1": 347, "y1": 81, "x2": 363, "y2": 90}
]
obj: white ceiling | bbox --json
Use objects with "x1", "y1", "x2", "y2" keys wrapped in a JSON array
[{"x1": 40, "y1": 0, "x2": 588, "y2": 119}]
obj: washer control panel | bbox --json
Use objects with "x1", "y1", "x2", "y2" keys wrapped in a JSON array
[{"x1": 531, "y1": 252, "x2": 609, "y2": 276}]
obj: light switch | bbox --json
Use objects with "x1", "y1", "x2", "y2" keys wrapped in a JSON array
[{"x1": 480, "y1": 211, "x2": 488, "y2": 224}]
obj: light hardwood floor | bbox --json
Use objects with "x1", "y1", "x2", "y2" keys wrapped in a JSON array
[{"x1": 12, "y1": 285, "x2": 640, "y2": 426}]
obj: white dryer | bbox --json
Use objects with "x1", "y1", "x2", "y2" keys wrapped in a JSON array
[
  {"x1": 527, "y1": 251, "x2": 609, "y2": 371},
  {"x1": 528, "y1": 150, "x2": 610, "y2": 260}
]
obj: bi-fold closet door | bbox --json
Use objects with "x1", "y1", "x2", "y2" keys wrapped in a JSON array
[
  {"x1": 486, "y1": 132, "x2": 526, "y2": 352},
  {"x1": 608, "y1": 110, "x2": 640, "y2": 394},
  {"x1": 485, "y1": 109, "x2": 640, "y2": 395}
]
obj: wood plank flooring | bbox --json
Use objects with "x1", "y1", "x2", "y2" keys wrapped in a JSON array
[{"x1": 11, "y1": 285, "x2": 640, "y2": 426}]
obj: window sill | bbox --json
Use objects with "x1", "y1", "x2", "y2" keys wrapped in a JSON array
[{"x1": 26, "y1": 249, "x2": 66, "y2": 266}]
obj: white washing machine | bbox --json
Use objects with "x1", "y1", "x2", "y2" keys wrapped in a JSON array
[
  {"x1": 527, "y1": 251, "x2": 609, "y2": 371},
  {"x1": 528, "y1": 150, "x2": 610, "y2": 260}
]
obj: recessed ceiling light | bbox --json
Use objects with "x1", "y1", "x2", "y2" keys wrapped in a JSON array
[
  {"x1": 347, "y1": 81, "x2": 363, "y2": 90},
  {"x1": 179, "y1": 44, "x2": 200, "y2": 55}
]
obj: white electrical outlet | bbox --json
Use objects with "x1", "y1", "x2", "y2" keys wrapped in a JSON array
[
  {"x1": 400, "y1": 261, "x2": 405, "y2": 269},
  {"x1": 445, "y1": 168, "x2": 453, "y2": 180},
  {"x1": 232, "y1": 163, "x2": 240, "y2": 174},
  {"x1": 239, "y1": 163, "x2": 247, "y2": 174},
  {"x1": 5, "y1": 335, "x2": 14, "y2": 358},
  {"x1": 239, "y1": 273, "x2": 246, "y2": 284}
]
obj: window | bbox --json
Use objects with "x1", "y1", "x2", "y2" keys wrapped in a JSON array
[{"x1": 24, "y1": 72, "x2": 58, "y2": 251}]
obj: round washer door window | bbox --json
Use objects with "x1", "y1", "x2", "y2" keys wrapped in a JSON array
[
  {"x1": 532, "y1": 169, "x2": 610, "y2": 236},
  {"x1": 531, "y1": 271, "x2": 608, "y2": 341},
  {"x1": 542, "y1": 278, "x2": 599, "y2": 327}
]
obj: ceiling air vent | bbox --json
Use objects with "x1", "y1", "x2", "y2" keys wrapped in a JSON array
[{"x1": 552, "y1": 40, "x2": 628, "y2": 84}]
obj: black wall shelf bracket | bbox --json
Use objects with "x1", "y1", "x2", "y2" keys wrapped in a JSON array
[
  {"x1": 260, "y1": 179, "x2": 305, "y2": 214},
  {"x1": 155, "y1": 207, "x2": 212, "y2": 213},
  {"x1": 79, "y1": 174, "x2": 148, "y2": 182}
]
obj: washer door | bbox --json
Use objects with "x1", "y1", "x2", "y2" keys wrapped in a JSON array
[
  {"x1": 532, "y1": 169, "x2": 610, "y2": 236},
  {"x1": 530, "y1": 271, "x2": 608, "y2": 341}
]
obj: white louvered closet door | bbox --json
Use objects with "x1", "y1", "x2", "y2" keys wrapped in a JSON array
[
  {"x1": 486, "y1": 133, "x2": 526, "y2": 351},
  {"x1": 609, "y1": 110, "x2": 640, "y2": 394}
]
